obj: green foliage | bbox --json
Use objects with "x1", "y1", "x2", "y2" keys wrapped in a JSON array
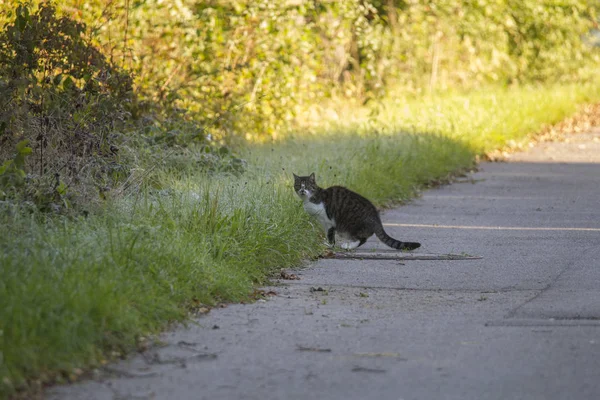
[
  {"x1": 377, "y1": 0, "x2": 599, "y2": 87},
  {"x1": 502, "y1": 0, "x2": 595, "y2": 82},
  {"x1": 0, "y1": 3, "x2": 234, "y2": 212},
  {"x1": 50, "y1": 0, "x2": 599, "y2": 140},
  {"x1": 0, "y1": 3, "x2": 134, "y2": 211},
  {"x1": 0, "y1": 140, "x2": 32, "y2": 193},
  {"x1": 0, "y1": 138, "x2": 76, "y2": 212}
]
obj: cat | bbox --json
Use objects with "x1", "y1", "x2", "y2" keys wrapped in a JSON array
[{"x1": 293, "y1": 173, "x2": 421, "y2": 251}]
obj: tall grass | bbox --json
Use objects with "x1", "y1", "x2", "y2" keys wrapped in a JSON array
[
  {"x1": 377, "y1": 84, "x2": 600, "y2": 152},
  {"x1": 245, "y1": 132, "x2": 472, "y2": 207},
  {"x1": 1, "y1": 83, "x2": 600, "y2": 396},
  {"x1": 0, "y1": 177, "x2": 323, "y2": 393},
  {"x1": 297, "y1": 83, "x2": 600, "y2": 153}
]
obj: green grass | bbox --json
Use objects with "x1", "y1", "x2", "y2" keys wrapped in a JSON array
[
  {"x1": 0, "y1": 178, "x2": 323, "y2": 394},
  {"x1": 1, "y1": 82, "x2": 600, "y2": 397},
  {"x1": 244, "y1": 132, "x2": 472, "y2": 207},
  {"x1": 377, "y1": 84, "x2": 600, "y2": 152}
]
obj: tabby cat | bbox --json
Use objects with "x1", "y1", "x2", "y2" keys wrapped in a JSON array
[{"x1": 293, "y1": 173, "x2": 421, "y2": 250}]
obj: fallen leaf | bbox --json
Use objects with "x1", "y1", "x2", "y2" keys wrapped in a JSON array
[
  {"x1": 280, "y1": 269, "x2": 301, "y2": 280},
  {"x1": 321, "y1": 250, "x2": 335, "y2": 258}
]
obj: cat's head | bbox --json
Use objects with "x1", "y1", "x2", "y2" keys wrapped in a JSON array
[{"x1": 293, "y1": 172, "x2": 317, "y2": 200}]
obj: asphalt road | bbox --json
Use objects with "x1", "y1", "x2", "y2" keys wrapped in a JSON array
[{"x1": 48, "y1": 129, "x2": 600, "y2": 400}]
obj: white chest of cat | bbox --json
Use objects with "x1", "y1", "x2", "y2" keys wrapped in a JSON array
[{"x1": 303, "y1": 200, "x2": 335, "y2": 231}]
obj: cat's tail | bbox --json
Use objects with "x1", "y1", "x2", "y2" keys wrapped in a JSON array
[{"x1": 374, "y1": 224, "x2": 421, "y2": 251}]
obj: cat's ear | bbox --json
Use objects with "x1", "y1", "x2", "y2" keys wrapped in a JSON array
[{"x1": 309, "y1": 172, "x2": 315, "y2": 182}]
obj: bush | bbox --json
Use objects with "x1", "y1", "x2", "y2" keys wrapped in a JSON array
[
  {"x1": 0, "y1": 3, "x2": 134, "y2": 211},
  {"x1": 0, "y1": 3, "x2": 238, "y2": 212},
  {"x1": 48, "y1": 0, "x2": 599, "y2": 141}
]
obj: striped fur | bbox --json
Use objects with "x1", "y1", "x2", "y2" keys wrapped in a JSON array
[{"x1": 294, "y1": 173, "x2": 420, "y2": 251}]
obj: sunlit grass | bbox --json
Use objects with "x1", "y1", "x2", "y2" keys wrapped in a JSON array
[
  {"x1": 2, "y1": 82, "x2": 600, "y2": 396},
  {"x1": 378, "y1": 84, "x2": 600, "y2": 152},
  {"x1": 294, "y1": 82, "x2": 600, "y2": 153},
  {"x1": 243, "y1": 131, "x2": 472, "y2": 207}
]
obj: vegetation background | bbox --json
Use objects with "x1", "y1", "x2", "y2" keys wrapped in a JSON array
[{"x1": 1, "y1": 0, "x2": 599, "y2": 397}]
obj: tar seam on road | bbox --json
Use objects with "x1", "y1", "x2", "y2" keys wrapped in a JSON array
[{"x1": 503, "y1": 244, "x2": 599, "y2": 319}]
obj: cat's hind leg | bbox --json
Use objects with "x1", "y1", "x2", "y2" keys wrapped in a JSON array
[{"x1": 340, "y1": 240, "x2": 362, "y2": 250}]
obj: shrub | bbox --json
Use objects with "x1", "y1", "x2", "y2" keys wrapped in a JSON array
[
  {"x1": 0, "y1": 3, "x2": 134, "y2": 211},
  {"x1": 54, "y1": 0, "x2": 599, "y2": 140}
]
